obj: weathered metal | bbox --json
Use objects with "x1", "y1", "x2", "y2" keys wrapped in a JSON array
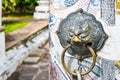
[
  {"x1": 50, "y1": 0, "x2": 120, "y2": 80},
  {"x1": 73, "y1": 70, "x2": 82, "y2": 80},
  {"x1": 57, "y1": 9, "x2": 108, "y2": 58},
  {"x1": 115, "y1": 61, "x2": 120, "y2": 69},
  {"x1": 116, "y1": 0, "x2": 120, "y2": 14},
  {"x1": 61, "y1": 44, "x2": 97, "y2": 76}
]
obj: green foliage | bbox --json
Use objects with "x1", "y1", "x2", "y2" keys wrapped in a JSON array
[
  {"x1": 2, "y1": 13, "x2": 32, "y2": 33},
  {"x1": 2, "y1": 0, "x2": 19, "y2": 12},
  {"x1": 4, "y1": 21, "x2": 30, "y2": 33},
  {"x1": 3, "y1": 13, "x2": 33, "y2": 18},
  {"x1": 2, "y1": 0, "x2": 37, "y2": 14}
]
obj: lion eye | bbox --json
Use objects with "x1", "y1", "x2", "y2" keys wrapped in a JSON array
[
  {"x1": 69, "y1": 32, "x2": 74, "y2": 37},
  {"x1": 83, "y1": 23, "x2": 89, "y2": 31}
]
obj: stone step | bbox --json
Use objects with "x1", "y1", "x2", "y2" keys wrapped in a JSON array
[
  {"x1": 37, "y1": 1, "x2": 49, "y2": 4},
  {"x1": 33, "y1": 12, "x2": 49, "y2": 19},
  {"x1": 35, "y1": 6, "x2": 49, "y2": 12},
  {"x1": 29, "y1": 49, "x2": 49, "y2": 60},
  {"x1": 23, "y1": 56, "x2": 40, "y2": 64}
]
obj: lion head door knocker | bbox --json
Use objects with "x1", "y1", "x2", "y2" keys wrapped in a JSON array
[{"x1": 56, "y1": 8, "x2": 108, "y2": 77}]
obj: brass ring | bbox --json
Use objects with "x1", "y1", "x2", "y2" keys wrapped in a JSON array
[
  {"x1": 61, "y1": 44, "x2": 97, "y2": 76},
  {"x1": 74, "y1": 70, "x2": 81, "y2": 80}
]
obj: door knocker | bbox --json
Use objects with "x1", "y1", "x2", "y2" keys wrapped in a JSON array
[{"x1": 56, "y1": 8, "x2": 108, "y2": 78}]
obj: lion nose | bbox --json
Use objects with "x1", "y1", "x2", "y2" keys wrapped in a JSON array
[{"x1": 73, "y1": 37, "x2": 81, "y2": 42}]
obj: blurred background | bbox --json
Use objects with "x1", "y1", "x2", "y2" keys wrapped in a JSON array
[{"x1": 1, "y1": 0, "x2": 50, "y2": 80}]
